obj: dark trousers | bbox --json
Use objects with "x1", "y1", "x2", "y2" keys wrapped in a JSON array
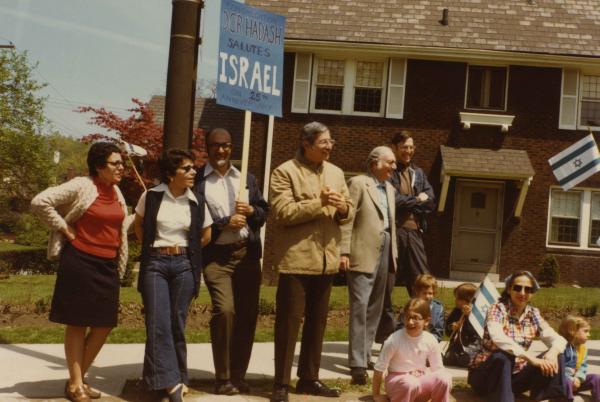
[
  {"x1": 203, "y1": 245, "x2": 261, "y2": 381},
  {"x1": 141, "y1": 254, "x2": 195, "y2": 390},
  {"x1": 375, "y1": 227, "x2": 429, "y2": 343},
  {"x1": 274, "y1": 273, "x2": 334, "y2": 386},
  {"x1": 468, "y1": 351, "x2": 567, "y2": 402}
]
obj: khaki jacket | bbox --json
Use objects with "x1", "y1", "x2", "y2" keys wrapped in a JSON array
[
  {"x1": 340, "y1": 175, "x2": 398, "y2": 273},
  {"x1": 270, "y1": 155, "x2": 354, "y2": 275}
]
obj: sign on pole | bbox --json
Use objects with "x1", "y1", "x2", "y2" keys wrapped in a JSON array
[{"x1": 216, "y1": 0, "x2": 285, "y2": 117}]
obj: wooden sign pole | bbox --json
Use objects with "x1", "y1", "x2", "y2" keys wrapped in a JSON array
[{"x1": 238, "y1": 110, "x2": 252, "y2": 202}]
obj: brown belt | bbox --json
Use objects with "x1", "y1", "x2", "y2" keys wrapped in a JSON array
[
  {"x1": 214, "y1": 240, "x2": 248, "y2": 250},
  {"x1": 151, "y1": 246, "x2": 188, "y2": 256}
]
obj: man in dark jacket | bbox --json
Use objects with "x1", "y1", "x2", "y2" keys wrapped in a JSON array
[
  {"x1": 375, "y1": 130, "x2": 435, "y2": 344},
  {"x1": 195, "y1": 128, "x2": 269, "y2": 395}
]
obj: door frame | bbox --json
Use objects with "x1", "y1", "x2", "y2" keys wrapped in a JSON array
[{"x1": 449, "y1": 179, "x2": 505, "y2": 281}]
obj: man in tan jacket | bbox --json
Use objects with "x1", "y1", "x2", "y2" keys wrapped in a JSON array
[
  {"x1": 269, "y1": 121, "x2": 354, "y2": 402},
  {"x1": 339, "y1": 146, "x2": 398, "y2": 385}
]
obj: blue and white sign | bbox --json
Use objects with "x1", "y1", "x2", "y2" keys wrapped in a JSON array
[
  {"x1": 216, "y1": 0, "x2": 285, "y2": 117},
  {"x1": 469, "y1": 277, "x2": 501, "y2": 338}
]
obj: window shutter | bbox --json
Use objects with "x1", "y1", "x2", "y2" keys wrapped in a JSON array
[
  {"x1": 385, "y1": 58, "x2": 406, "y2": 119},
  {"x1": 559, "y1": 69, "x2": 579, "y2": 130},
  {"x1": 291, "y1": 53, "x2": 312, "y2": 113}
]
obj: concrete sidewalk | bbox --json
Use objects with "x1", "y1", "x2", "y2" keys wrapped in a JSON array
[{"x1": 1, "y1": 341, "x2": 599, "y2": 401}]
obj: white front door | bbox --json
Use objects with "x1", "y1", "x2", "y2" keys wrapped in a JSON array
[{"x1": 450, "y1": 180, "x2": 504, "y2": 281}]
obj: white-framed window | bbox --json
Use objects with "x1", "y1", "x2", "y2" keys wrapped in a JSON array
[
  {"x1": 560, "y1": 69, "x2": 600, "y2": 130},
  {"x1": 465, "y1": 65, "x2": 508, "y2": 111},
  {"x1": 291, "y1": 53, "x2": 406, "y2": 119},
  {"x1": 547, "y1": 187, "x2": 600, "y2": 250}
]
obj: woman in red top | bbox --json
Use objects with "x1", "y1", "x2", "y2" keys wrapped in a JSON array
[{"x1": 32, "y1": 142, "x2": 129, "y2": 402}]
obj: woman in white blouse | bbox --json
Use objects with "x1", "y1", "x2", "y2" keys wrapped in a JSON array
[
  {"x1": 133, "y1": 149, "x2": 211, "y2": 402},
  {"x1": 468, "y1": 271, "x2": 567, "y2": 402}
]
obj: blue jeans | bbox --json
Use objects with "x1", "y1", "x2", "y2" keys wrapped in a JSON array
[{"x1": 141, "y1": 254, "x2": 195, "y2": 390}]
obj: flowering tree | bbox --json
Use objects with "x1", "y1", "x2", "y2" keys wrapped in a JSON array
[{"x1": 78, "y1": 98, "x2": 205, "y2": 200}]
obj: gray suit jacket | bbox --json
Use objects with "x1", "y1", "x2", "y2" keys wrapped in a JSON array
[{"x1": 340, "y1": 174, "x2": 398, "y2": 273}]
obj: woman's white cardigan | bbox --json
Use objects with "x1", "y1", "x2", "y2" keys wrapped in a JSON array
[{"x1": 31, "y1": 176, "x2": 132, "y2": 277}]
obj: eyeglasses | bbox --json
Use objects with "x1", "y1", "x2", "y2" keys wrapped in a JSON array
[
  {"x1": 207, "y1": 142, "x2": 232, "y2": 150},
  {"x1": 179, "y1": 165, "x2": 195, "y2": 173},
  {"x1": 316, "y1": 139, "x2": 336, "y2": 146},
  {"x1": 405, "y1": 314, "x2": 425, "y2": 322},
  {"x1": 512, "y1": 284, "x2": 535, "y2": 294},
  {"x1": 106, "y1": 161, "x2": 124, "y2": 167}
]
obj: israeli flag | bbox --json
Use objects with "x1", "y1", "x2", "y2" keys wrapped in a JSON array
[
  {"x1": 469, "y1": 277, "x2": 501, "y2": 338},
  {"x1": 119, "y1": 141, "x2": 147, "y2": 157},
  {"x1": 548, "y1": 134, "x2": 600, "y2": 191}
]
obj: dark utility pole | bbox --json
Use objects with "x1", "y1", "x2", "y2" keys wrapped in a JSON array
[{"x1": 163, "y1": 0, "x2": 203, "y2": 150}]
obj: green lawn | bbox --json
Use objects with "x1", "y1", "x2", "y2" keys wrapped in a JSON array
[
  {"x1": 0, "y1": 242, "x2": 41, "y2": 252},
  {"x1": 0, "y1": 275, "x2": 598, "y2": 343}
]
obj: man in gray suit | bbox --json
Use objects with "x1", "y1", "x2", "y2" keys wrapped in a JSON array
[{"x1": 339, "y1": 146, "x2": 398, "y2": 385}]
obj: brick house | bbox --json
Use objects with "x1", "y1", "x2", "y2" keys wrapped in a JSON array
[
  {"x1": 153, "y1": 0, "x2": 600, "y2": 285},
  {"x1": 248, "y1": 0, "x2": 600, "y2": 286}
]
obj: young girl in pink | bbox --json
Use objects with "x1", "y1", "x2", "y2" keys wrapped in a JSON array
[{"x1": 372, "y1": 298, "x2": 452, "y2": 402}]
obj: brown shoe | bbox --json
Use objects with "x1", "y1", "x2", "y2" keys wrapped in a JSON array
[
  {"x1": 82, "y1": 382, "x2": 101, "y2": 399},
  {"x1": 64, "y1": 382, "x2": 91, "y2": 402}
]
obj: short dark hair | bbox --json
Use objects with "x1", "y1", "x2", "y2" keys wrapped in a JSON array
[
  {"x1": 158, "y1": 149, "x2": 195, "y2": 184},
  {"x1": 300, "y1": 121, "x2": 328, "y2": 152},
  {"x1": 87, "y1": 142, "x2": 121, "y2": 177},
  {"x1": 454, "y1": 283, "x2": 478, "y2": 303},
  {"x1": 390, "y1": 130, "x2": 413, "y2": 145}
]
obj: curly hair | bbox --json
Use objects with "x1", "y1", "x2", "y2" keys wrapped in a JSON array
[{"x1": 87, "y1": 142, "x2": 121, "y2": 177}]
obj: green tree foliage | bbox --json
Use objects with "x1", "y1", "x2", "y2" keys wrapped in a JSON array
[
  {"x1": 46, "y1": 132, "x2": 90, "y2": 181},
  {"x1": 0, "y1": 49, "x2": 52, "y2": 229}
]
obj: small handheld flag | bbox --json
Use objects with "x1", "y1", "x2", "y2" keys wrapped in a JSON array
[
  {"x1": 548, "y1": 133, "x2": 600, "y2": 191},
  {"x1": 469, "y1": 276, "x2": 501, "y2": 338}
]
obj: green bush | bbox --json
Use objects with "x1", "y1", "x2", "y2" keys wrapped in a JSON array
[
  {"x1": 13, "y1": 213, "x2": 49, "y2": 247},
  {"x1": 538, "y1": 255, "x2": 560, "y2": 287},
  {"x1": 120, "y1": 241, "x2": 141, "y2": 288},
  {"x1": 0, "y1": 247, "x2": 57, "y2": 274}
]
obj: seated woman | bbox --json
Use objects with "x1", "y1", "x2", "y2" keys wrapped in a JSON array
[
  {"x1": 133, "y1": 149, "x2": 212, "y2": 402},
  {"x1": 468, "y1": 271, "x2": 567, "y2": 402}
]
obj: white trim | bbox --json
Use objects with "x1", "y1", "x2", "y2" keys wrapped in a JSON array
[
  {"x1": 285, "y1": 39, "x2": 600, "y2": 70},
  {"x1": 309, "y1": 55, "x2": 388, "y2": 117},
  {"x1": 577, "y1": 73, "x2": 600, "y2": 131},
  {"x1": 385, "y1": 58, "x2": 406, "y2": 119},
  {"x1": 459, "y1": 112, "x2": 515, "y2": 132},
  {"x1": 546, "y1": 186, "x2": 600, "y2": 251},
  {"x1": 291, "y1": 53, "x2": 312, "y2": 113},
  {"x1": 559, "y1": 68, "x2": 579, "y2": 130}
]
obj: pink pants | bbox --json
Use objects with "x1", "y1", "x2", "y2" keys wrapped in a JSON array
[{"x1": 385, "y1": 371, "x2": 452, "y2": 402}]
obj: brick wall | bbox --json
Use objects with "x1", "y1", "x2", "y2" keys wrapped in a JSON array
[{"x1": 253, "y1": 54, "x2": 600, "y2": 286}]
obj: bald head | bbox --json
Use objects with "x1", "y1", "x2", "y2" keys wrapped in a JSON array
[{"x1": 206, "y1": 128, "x2": 233, "y2": 173}]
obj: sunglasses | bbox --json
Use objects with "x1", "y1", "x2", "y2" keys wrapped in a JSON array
[
  {"x1": 179, "y1": 165, "x2": 195, "y2": 173},
  {"x1": 106, "y1": 161, "x2": 124, "y2": 167},
  {"x1": 512, "y1": 284, "x2": 535, "y2": 294}
]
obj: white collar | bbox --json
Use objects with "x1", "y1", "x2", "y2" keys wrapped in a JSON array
[
  {"x1": 149, "y1": 182, "x2": 198, "y2": 204},
  {"x1": 204, "y1": 162, "x2": 240, "y2": 178}
]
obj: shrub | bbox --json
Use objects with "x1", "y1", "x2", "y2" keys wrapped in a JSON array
[
  {"x1": 538, "y1": 255, "x2": 560, "y2": 287},
  {"x1": 13, "y1": 213, "x2": 49, "y2": 247},
  {"x1": 121, "y1": 241, "x2": 141, "y2": 288},
  {"x1": 0, "y1": 247, "x2": 58, "y2": 274}
]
